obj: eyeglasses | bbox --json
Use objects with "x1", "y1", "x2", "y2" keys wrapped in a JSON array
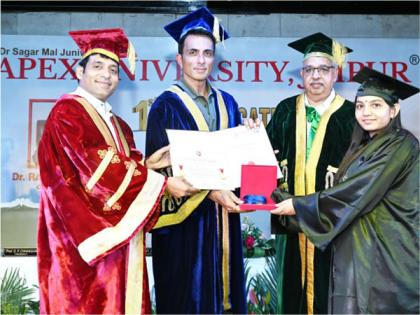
[{"x1": 302, "y1": 65, "x2": 335, "y2": 76}]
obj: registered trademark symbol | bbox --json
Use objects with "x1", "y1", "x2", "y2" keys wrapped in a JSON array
[{"x1": 409, "y1": 54, "x2": 419, "y2": 65}]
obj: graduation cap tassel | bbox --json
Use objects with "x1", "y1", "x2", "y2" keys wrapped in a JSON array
[
  {"x1": 332, "y1": 39, "x2": 347, "y2": 69},
  {"x1": 220, "y1": 26, "x2": 226, "y2": 49},
  {"x1": 213, "y1": 15, "x2": 221, "y2": 43},
  {"x1": 127, "y1": 40, "x2": 136, "y2": 76}
]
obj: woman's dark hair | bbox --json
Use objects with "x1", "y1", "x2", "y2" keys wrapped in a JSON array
[
  {"x1": 178, "y1": 29, "x2": 216, "y2": 54},
  {"x1": 334, "y1": 96, "x2": 403, "y2": 183}
]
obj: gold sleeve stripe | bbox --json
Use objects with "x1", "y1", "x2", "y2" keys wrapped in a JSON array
[
  {"x1": 152, "y1": 191, "x2": 209, "y2": 229},
  {"x1": 86, "y1": 149, "x2": 115, "y2": 191},
  {"x1": 78, "y1": 170, "x2": 165, "y2": 264},
  {"x1": 106, "y1": 161, "x2": 136, "y2": 208}
]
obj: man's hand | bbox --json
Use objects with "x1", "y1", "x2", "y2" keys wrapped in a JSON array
[
  {"x1": 145, "y1": 145, "x2": 171, "y2": 170},
  {"x1": 271, "y1": 198, "x2": 296, "y2": 216},
  {"x1": 166, "y1": 176, "x2": 200, "y2": 198},
  {"x1": 208, "y1": 190, "x2": 243, "y2": 212}
]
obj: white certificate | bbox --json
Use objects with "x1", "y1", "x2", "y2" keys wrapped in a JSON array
[{"x1": 166, "y1": 125, "x2": 281, "y2": 190}]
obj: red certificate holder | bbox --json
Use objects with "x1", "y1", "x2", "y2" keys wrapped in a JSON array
[{"x1": 240, "y1": 165, "x2": 277, "y2": 211}]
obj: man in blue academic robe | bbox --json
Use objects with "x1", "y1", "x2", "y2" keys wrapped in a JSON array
[{"x1": 145, "y1": 7, "x2": 247, "y2": 314}]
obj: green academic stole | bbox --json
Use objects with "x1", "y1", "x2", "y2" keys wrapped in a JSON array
[{"x1": 294, "y1": 93, "x2": 346, "y2": 315}]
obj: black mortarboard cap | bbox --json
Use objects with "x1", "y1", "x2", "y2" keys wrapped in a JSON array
[
  {"x1": 288, "y1": 32, "x2": 352, "y2": 67},
  {"x1": 164, "y1": 6, "x2": 229, "y2": 44},
  {"x1": 354, "y1": 67, "x2": 419, "y2": 104}
]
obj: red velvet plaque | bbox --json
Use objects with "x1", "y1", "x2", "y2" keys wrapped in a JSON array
[{"x1": 240, "y1": 164, "x2": 277, "y2": 211}]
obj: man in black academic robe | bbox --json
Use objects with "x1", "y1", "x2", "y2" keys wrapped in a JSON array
[{"x1": 267, "y1": 33, "x2": 355, "y2": 314}]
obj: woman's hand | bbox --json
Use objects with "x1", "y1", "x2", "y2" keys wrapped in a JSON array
[{"x1": 270, "y1": 198, "x2": 296, "y2": 216}]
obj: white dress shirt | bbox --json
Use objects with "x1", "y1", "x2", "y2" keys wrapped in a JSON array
[{"x1": 304, "y1": 89, "x2": 336, "y2": 116}]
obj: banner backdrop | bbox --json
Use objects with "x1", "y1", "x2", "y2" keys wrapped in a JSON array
[{"x1": 1, "y1": 35, "x2": 419, "y2": 207}]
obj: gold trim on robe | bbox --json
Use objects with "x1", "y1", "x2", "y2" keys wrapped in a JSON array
[
  {"x1": 75, "y1": 97, "x2": 117, "y2": 150},
  {"x1": 82, "y1": 48, "x2": 119, "y2": 63},
  {"x1": 75, "y1": 96, "x2": 138, "y2": 208},
  {"x1": 112, "y1": 115, "x2": 130, "y2": 157},
  {"x1": 294, "y1": 95, "x2": 307, "y2": 197},
  {"x1": 78, "y1": 170, "x2": 165, "y2": 264},
  {"x1": 222, "y1": 207, "x2": 231, "y2": 310},
  {"x1": 294, "y1": 93, "x2": 346, "y2": 315},
  {"x1": 295, "y1": 95, "x2": 308, "y2": 295},
  {"x1": 167, "y1": 85, "x2": 210, "y2": 131},
  {"x1": 305, "y1": 95, "x2": 346, "y2": 192},
  {"x1": 125, "y1": 231, "x2": 144, "y2": 314},
  {"x1": 86, "y1": 148, "x2": 115, "y2": 191},
  {"x1": 213, "y1": 87, "x2": 229, "y2": 129},
  {"x1": 153, "y1": 191, "x2": 210, "y2": 229},
  {"x1": 106, "y1": 160, "x2": 137, "y2": 208}
]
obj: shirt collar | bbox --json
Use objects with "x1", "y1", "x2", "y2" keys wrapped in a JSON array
[
  {"x1": 178, "y1": 79, "x2": 214, "y2": 100},
  {"x1": 72, "y1": 86, "x2": 113, "y2": 117},
  {"x1": 304, "y1": 89, "x2": 336, "y2": 116}
]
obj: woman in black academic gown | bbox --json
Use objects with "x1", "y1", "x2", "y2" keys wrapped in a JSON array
[{"x1": 271, "y1": 67, "x2": 419, "y2": 314}]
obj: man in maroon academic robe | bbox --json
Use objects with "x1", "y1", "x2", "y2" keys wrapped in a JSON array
[{"x1": 37, "y1": 28, "x2": 197, "y2": 314}]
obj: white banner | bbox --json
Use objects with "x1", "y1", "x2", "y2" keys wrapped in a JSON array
[{"x1": 1, "y1": 35, "x2": 419, "y2": 205}]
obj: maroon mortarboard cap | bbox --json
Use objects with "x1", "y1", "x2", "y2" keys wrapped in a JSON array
[{"x1": 69, "y1": 28, "x2": 136, "y2": 74}]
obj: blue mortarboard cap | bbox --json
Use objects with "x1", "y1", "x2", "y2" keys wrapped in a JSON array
[{"x1": 164, "y1": 7, "x2": 230, "y2": 44}]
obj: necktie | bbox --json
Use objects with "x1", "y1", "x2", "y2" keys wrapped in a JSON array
[{"x1": 306, "y1": 107, "x2": 321, "y2": 160}]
